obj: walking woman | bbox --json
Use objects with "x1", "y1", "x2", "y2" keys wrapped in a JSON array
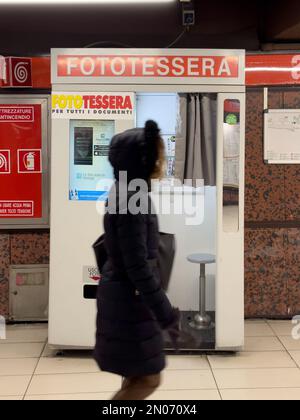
[{"x1": 94, "y1": 120, "x2": 179, "y2": 400}]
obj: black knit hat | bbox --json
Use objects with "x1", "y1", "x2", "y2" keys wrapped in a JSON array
[{"x1": 109, "y1": 120, "x2": 161, "y2": 182}]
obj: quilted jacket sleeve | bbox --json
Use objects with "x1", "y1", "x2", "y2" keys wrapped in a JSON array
[{"x1": 116, "y1": 212, "x2": 175, "y2": 329}]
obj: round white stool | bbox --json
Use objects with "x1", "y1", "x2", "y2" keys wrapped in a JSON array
[{"x1": 187, "y1": 253, "x2": 216, "y2": 330}]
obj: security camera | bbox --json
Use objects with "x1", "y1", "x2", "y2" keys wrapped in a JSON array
[
  {"x1": 183, "y1": 9, "x2": 195, "y2": 26},
  {"x1": 181, "y1": 0, "x2": 195, "y2": 27}
]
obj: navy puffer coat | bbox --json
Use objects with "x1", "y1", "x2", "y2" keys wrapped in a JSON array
[{"x1": 94, "y1": 123, "x2": 176, "y2": 377}]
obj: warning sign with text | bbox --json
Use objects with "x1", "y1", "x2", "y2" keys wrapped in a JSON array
[
  {"x1": 0, "y1": 201, "x2": 34, "y2": 217},
  {"x1": 0, "y1": 106, "x2": 34, "y2": 122},
  {"x1": 0, "y1": 103, "x2": 43, "y2": 221}
]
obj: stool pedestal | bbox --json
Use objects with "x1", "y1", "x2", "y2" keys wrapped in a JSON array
[
  {"x1": 189, "y1": 263, "x2": 212, "y2": 330},
  {"x1": 187, "y1": 253, "x2": 216, "y2": 331}
]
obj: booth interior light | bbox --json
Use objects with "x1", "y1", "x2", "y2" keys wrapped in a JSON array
[{"x1": 0, "y1": 0, "x2": 176, "y2": 4}]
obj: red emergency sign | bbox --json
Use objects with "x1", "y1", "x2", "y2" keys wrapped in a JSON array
[{"x1": 0, "y1": 104, "x2": 43, "y2": 219}]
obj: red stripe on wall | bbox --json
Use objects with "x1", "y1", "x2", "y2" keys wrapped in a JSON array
[{"x1": 2, "y1": 54, "x2": 300, "y2": 88}]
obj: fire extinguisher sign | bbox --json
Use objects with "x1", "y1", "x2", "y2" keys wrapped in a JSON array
[
  {"x1": 0, "y1": 103, "x2": 44, "y2": 221},
  {"x1": 18, "y1": 150, "x2": 42, "y2": 173}
]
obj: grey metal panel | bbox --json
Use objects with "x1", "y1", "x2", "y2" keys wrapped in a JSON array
[
  {"x1": 0, "y1": 95, "x2": 50, "y2": 229},
  {"x1": 9, "y1": 264, "x2": 49, "y2": 322}
]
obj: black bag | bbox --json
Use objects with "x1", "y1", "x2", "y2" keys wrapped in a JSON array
[
  {"x1": 92, "y1": 232, "x2": 175, "y2": 291},
  {"x1": 92, "y1": 234, "x2": 106, "y2": 273},
  {"x1": 158, "y1": 232, "x2": 176, "y2": 291}
]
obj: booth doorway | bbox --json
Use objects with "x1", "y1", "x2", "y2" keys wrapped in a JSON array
[{"x1": 136, "y1": 91, "x2": 242, "y2": 351}]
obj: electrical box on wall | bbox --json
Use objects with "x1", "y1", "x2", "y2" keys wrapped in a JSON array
[{"x1": 9, "y1": 265, "x2": 49, "y2": 321}]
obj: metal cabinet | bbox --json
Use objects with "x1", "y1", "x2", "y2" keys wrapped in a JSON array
[{"x1": 9, "y1": 264, "x2": 49, "y2": 321}]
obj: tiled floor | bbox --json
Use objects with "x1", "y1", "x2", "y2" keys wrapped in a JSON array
[{"x1": 0, "y1": 320, "x2": 300, "y2": 400}]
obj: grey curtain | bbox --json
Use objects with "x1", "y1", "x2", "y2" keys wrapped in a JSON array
[{"x1": 175, "y1": 93, "x2": 217, "y2": 186}]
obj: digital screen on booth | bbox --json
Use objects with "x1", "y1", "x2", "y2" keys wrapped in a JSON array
[{"x1": 69, "y1": 120, "x2": 115, "y2": 201}]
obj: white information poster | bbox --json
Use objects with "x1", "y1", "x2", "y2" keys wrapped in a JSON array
[
  {"x1": 264, "y1": 109, "x2": 300, "y2": 164},
  {"x1": 69, "y1": 120, "x2": 115, "y2": 201}
]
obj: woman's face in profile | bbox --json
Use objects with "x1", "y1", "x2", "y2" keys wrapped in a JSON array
[{"x1": 151, "y1": 136, "x2": 165, "y2": 180}]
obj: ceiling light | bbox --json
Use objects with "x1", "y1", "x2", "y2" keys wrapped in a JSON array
[{"x1": 0, "y1": 0, "x2": 176, "y2": 4}]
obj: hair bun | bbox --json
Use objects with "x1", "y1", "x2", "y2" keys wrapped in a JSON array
[{"x1": 145, "y1": 120, "x2": 160, "y2": 139}]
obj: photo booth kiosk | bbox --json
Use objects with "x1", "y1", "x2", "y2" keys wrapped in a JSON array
[{"x1": 49, "y1": 49, "x2": 245, "y2": 352}]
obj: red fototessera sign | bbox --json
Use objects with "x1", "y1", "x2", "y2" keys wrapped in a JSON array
[
  {"x1": 57, "y1": 55, "x2": 239, "y2": 78},
  {"x1": 0, "y1": 104, "x2": 42, "y2": 219}
]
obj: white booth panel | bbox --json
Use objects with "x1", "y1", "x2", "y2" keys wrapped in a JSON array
[
  {"x1": 151, "y1": 187, "x2": 216, "y2": 311},
  {"x1": 49, "y1": 99, "x2": 135, "y2": 348},
  {"x1": 215, "y1": 93, "x2": 245, "y2": 350}
]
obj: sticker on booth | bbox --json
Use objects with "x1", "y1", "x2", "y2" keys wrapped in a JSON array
[
  {"x1": 0, "y1": 150, "x2": 11, "y2": 174},
  {"x1": 83, "y1": 266, "x2": 101, "y2": 284},
  {"x1": 17, "y1": 149, "x2": 42, "y2": 174},
  {"x1": 51, "y1": 92, "x2": 135, "y2": 120}
]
